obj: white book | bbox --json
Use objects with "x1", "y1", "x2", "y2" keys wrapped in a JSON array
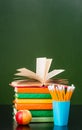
[{"x1": 10, "y1": 57, "x2": 66, "y2": 87}]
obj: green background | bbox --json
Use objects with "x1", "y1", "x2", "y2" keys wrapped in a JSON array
[{"x1": 0, "y1": 0, "x2": 82, "y2": 104}]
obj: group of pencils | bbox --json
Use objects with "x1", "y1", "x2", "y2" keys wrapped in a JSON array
[{"x1": 48, "y1": 84, "x2": 75, "y2": 101}]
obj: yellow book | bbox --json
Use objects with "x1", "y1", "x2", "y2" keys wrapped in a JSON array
[{"x1": 15, "y1": 98, "x2": 52, "y2": 104}]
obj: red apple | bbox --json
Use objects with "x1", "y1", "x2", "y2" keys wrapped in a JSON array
[{"x1": 15, "y1": 110, "x2": 32, "y2": 125}]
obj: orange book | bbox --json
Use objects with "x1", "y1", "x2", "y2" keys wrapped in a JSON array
[
  {"x1": 15, "y1": 87, "x2": 49, "y2": 93},
  {"x1": 15, "y1": 103, "x2": 52, "y2": 110}
]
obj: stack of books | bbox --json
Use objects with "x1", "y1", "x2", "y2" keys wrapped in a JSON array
[
  {"x1": 10, "y1": 57, "x2": 66, "y2": 122},
  {"x1": 13, "y1": 84, "x2": 53, "y2": 122}
]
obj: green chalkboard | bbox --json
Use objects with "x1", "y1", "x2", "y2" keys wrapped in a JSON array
[{"x1": 0, "y1": 0, "x2": 82, "y2": 104}]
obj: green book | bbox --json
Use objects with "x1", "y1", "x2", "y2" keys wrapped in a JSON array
[
  {"x1": 13, "y1": 116, "x2": 53, "y2": 124},
  {"x1": 30, "y1": 110, "x2": 53, "y2": 117},
  {"x1": 13, "y1": 107, "x2": 53, "y2": 123},
  {"x1": 15, "y1": 93, "x2": 51, "y2": 99},
  {"x1": 31, "y1": 117, "x2": 53, "y2": 122},
  {"x1": 13, "y1": 107, "x2": 53, "y2": 117}
]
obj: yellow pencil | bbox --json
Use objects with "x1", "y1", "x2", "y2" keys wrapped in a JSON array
[
  {"x1": 62, "y1": 86, "x2": 66, "y2": 101},
  {"x1": 69, "y1": 85, "x2": 75, "y2": 100},
  {"x1": 65, "y1": 87, "x2": 71, "y2": 101},
  {"x1": 55, "y1": 87, "x2": 61, "y2": 100},
  {"x1": 58, "y1": 85, "x2": 65, "y2": 101},
  {"x1": 48, "y1": 84, "x2": 75, "y2": 102},
  {"x1": 65, "y1": 85, "x2": 75, "y2": 101},
  {"x1": 48, "y1": 85, "x2": 58, "y2": 101},
  {"x1": 65, "y1": 91, "x2": 70, "y2": 101},
  {"x1": 50, "y1": 90, "x2": 58, "y2": 100},
  {"x1": 57, "y1": 86, "x2": 63, "y2": 101}
]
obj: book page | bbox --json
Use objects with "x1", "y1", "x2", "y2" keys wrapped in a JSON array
[
  {"x1": 36, "y1": 57, "x2": 47, "y2": 81},
  {"x1": 44, "y1": 58, "x2": 52, "y2": 81},
  {"x1": 46, "y1": 69, "x2": 65, "y2": 81},
  {"x1": 15, "y1": 68, "x2": 42, "y2": 82}
]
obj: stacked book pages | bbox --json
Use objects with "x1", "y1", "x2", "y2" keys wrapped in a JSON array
[{"x1": 10, "y1": 57, "x2": 66, "y2": 122}]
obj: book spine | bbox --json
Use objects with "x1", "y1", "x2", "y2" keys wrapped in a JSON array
[
  {"x1": 15, "y1": 87, "x2": 49, "y2": 93},
  {"x1": 14, "y1": 99, "x2": 52, "y2": 104},
  {"x1": 15, "y1": 103, "x2": 52, "y2": 110}
]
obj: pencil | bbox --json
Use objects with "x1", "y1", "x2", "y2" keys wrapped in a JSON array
[{"x1": 48, "y1": 84, "x2": 75, "y2": 101}]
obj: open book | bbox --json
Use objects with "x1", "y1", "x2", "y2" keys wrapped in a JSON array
[{"x1": 10, "y1": 57, "x2": 68, "y2": 87}]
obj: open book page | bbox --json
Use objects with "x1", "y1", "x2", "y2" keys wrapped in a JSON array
[
  {"x1": 10, "y1": 78, "x2": 68, "y2": 87},
  {"x1": 36, "y1": 57, "x2": 52, "y2": 84},
  {"x1": 46, "y1": 69, "x2": 65, "y2": 81},
  {"x1": 36, "y1": 57, "x2": 47, "y2": 82},
  {"x1": 10, "y1": 79, "x2": 43, "y2": 87},
  {"x1": 44, "y1": 58, "x2": 52, "y2": 82},
  {"x1": 11, "y1": 57, "x2": 66, "y2": 86},
  {"x1": 15, "y1": 68, "x2": 42, "y2": 82}
]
